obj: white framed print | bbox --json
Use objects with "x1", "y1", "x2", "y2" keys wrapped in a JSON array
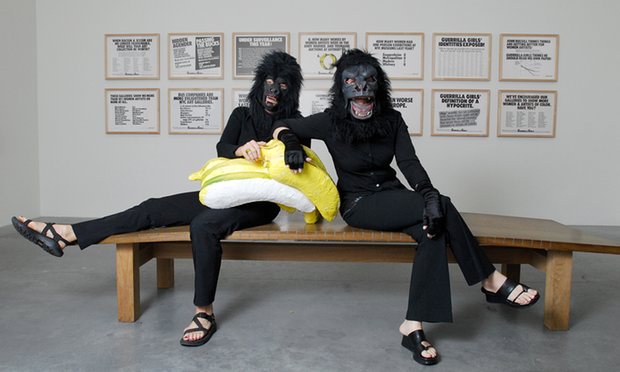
[
  {"x1": 105, "y1": 34, "x2": 160, "y2": 80},
  {"x1": 233, "y1": 32, "x2": 290, "y2": 79},
  {"x1": 499, "y1": 34, "x2": 559, "y2": 81},
  {"x1": 105, "y1": 88, "x2": 160, "y2": 134},
  {"x1": 366, "y1": 32, "x2": 424, "y2": 80},
  {"x1": 432, "y1": 33, "x2": 491, "y2": 81},
  {"x1": 168, "y1": 88, "x2": 224, "y2": 134},
  {"x1": 232, "y1": 88, "x2": 251, "y2": 109},
  {"x1": 298, "y1": 32, "x2": 357, "y2": 79},
  {"x1": 299, "y1": 88, "x2": 331, "y2": 117},
  {"x1": 431, "y1": 89, "x2": 490, "y2": 137},
  {"x1": 391, "y1": 89, "x2": 424, "y2": 136},
  {"x1": 168, "y1": 33, "x2": 223, "y2": 79},
  {"x1": 498, "y1": 90, "x2": 557, "y2": 137}
]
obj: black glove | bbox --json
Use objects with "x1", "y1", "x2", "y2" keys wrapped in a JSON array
[
  {"x1": 278, "y1": 130, "x2": 306, "y2": 170},
  {"x1": 416, "y1": 181, "x2": 444, "y2": 237}
]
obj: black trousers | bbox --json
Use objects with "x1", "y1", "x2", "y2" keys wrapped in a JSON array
[
  {"x1": 342, "y1": 188, "x2": 495, "y2": 323},
  {"x1": 71, "y1": 192, "x2": 280, "y2": 306}
]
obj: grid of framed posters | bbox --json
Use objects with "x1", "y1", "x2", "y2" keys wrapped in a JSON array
[
  {"x1": 298, "y1": 32, "x2": 356, "y2": 79},
  {"x1": 105, "y1": 88, "x2": 160, "y2": 134},
  {"x1": 168, "y1": 88, "x2": 224, "y2": 134},
  {"x1": 232, "y1": 32, "x2": 290, "y2": 79},
  {"x1": 391, "y1": 89, "x2": 423, "y2": 135},
  {"x1": 299, "y1": 88, "x2": 331, "y2": 117},
  {"x1": 431, "y1": 89, "x2": 490, "y2": 137},
  {"x1": 105, "y1": 34, "x2": 160, "y2": 80},
  {"x1": 168, "y1": 33, "x2": 224, "y2": 79},
  {"x1": 499, "y1": 34, "x2": 559, "y2": 81},
  {"x1": 432, "y1": 33, "x2": 491, "y2": 81},
  {"x1": 366, "y1": 32, "x2": 424, "y2": 80},
  {"x1": 497, "y1": 90, "x2": 557, "y2": 137}
]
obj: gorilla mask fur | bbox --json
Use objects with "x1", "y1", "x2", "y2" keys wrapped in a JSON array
[
  {"x1": 329, "y1": 49, "x2": 393, "y2": 144},
  {"x1": 248, "y1": 51, "x2": 303, "y2": 121}
]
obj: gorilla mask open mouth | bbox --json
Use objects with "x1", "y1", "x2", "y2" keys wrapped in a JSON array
[
  {"x1": 350, "y1": 97, "x2": 374, "y2": 120},
  {"x1": 265, "y1": 94, "x2": 278, "y2": 108}
]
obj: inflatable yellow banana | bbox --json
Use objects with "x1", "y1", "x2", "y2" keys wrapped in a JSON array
[{"x1": 189, "y1": 140, "x2": 339, "y2": 223}]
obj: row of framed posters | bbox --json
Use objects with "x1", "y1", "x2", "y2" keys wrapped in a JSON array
[
  {"x1": 105, "y1": 88, "x2": 556, "y2": 137},
  {"x1": 105, "y1": 33, "x2": 558, "y2": 81}
]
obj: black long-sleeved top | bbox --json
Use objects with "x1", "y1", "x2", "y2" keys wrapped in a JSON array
[
  {"x1": 217, "y1": 107, "x2": 307, "y2": 158},
  {"x1": 278, "y1": 109, "x2": 432, "y2": 210}
]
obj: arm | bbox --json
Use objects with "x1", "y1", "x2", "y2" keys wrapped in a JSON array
[
  {"x1": 216, "y1": 108, "x2": 245, "y2": 159},
  {"x1": 216, "y1": 107, "x2": 264, "y2": 161},
  {"x1": 394, "y1": 115, "x2": 444, "y2": 238},
  {"x1": 273, "y1": 113, "x2": 331, "y2": 172}
]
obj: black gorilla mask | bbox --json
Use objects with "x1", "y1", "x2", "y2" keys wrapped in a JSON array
[
  {"x1": 247, "y1": 51, "x2": 303, "y2": 121},
  {"x1": 341, "y1": 64, "x2": 378, "y2": 120},
  {"x1": 262, "y1": 76, "x2": 289, "y2": 112}
]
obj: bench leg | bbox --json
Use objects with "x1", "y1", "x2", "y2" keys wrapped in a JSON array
[
  {"x1": 501, "y1": 264, "x2": 521, "y2": 283},
  {"x1": 543, "y1": 251, "x2": 573, "y2": 331},
  {"x1": 157, "y1": 258, "x2": 175, "y2": 289},
  {"x1": 116, "y1": 243, "x2": 141, "y2": 322}
]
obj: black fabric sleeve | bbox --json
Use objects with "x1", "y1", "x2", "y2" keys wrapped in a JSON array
[
  {"x1": 393, "y1": 113, "x2": 434, "y2": 192},
  {"x1": 273, "y1": 112, "x2": 332, "y2": 141},
  {"x1": 216, "y1": 107, "x2": 246, "y2": 158}
]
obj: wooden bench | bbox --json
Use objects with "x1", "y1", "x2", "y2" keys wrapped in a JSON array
[{"x1": 101, "y1": 212, "x2": 620, "y2": 331}]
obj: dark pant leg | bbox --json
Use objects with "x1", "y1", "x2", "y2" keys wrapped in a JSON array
[
  {"x1": 72, "y1": 192, "x2": 206, "y2": 249},
  {"x1": 191, "y1": 201, "x2": 280, "y2": 307},
  {"x1": 343, "y1": 189, "x2": 453, "y2": 322},
  {"x1": 441, "y1": 196, "x2": 496, "y2": 285}
]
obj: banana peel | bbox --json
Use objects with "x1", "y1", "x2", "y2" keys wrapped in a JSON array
[{"x1": 189, "y1": 140, "x2": 339, "y2": 223}]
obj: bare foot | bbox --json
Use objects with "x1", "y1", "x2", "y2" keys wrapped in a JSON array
[
  {"x1": 16, "y1": 216, "x2": 76, "y2": 249},
  {"x1": 482, "y1": 270, "x2": 538, "y2": 305}
]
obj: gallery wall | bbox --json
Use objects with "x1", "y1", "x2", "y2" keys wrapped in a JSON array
[
  {"x1": 0, "y1": 0, "x2": 39, "y2": 223},
  {"x1": 24, "y1": 0, "x2": 620, "y2": 225}
]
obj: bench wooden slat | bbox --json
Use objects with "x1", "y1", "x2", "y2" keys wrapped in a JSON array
[{"x1": 101, "y1": 212, "x2": 620, "y2": 254}]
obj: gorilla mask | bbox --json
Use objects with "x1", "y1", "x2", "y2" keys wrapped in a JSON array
[
  {"x1": 248, "y1": 51, "x2": 303, "y2": 120},
  {"x1": 262, "y1": 77, "x2": 289, "y2": 111},
  {"x1": 341, "y1": 64, "x2": 378, "y2": 120}
]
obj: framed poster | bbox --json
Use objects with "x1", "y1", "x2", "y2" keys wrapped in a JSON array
[
  {"x1": 299, "y1": 88, "x2": 331, "y2": 117},
  {"x1": 432, "y1": 33, "x2": 491, "y2": 81},
  {"x1": 298, "y1": 32, "x2": 356, "y2": 79},
  {"x1": 105, "y1": 88, "x2": 160, "y2": 134},
  {"x1": 497, "y1": 90, "x2": 557, "y2": 137},
  {"x1": 366, "y1": 32, "x2": 424, "y2": 80},
  {"x1": 105, "y1": 34, "x2": 160, "y2": 79},
  {"x1": 232, "y1": 88, "x2": 251, "y2": 109},
  {"x1": 168, "y1": 33, "x2": 223, "y2": 79},
  {"x1": 499, "y1": 34, "x2": 559, "y2": 81},
  {"x1": 169, "y1": 88, "x2": 224, "y2": 134},
  {"x1": 391, "y1": 89, "x2": 424, "y2": 136},
  {"x1": 233, "y1": 32, "x2": 290, "y2": 79},
  {"x1": 431, "y1": 89, "x2": 489, "y2": 137}
]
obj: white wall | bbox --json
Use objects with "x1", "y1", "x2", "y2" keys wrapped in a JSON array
[
  {"x1": 0, "y1": 0, "x2": 40, "y2": 223},
  {"x1": 33, "y1": 0, "x2": 620, "y2": 225}
]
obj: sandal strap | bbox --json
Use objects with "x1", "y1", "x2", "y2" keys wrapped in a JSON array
[
  {"x1": 191, "y1": 312, "x2": 215, "y2": 331},
  {"x1": 410, "y1": 330, "x2": 433, "y2": 351},
  {"x1": 496, "y1": 278, "x2": 518, "y2": 300},
  {"x1": 42, "y1": 222, "x2": 73, "y2": 246}
]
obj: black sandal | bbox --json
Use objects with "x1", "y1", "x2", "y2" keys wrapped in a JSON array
[
  {"x1": 401, "y1": 329, "x2": 439, "y2": 366},
  {"x1": 180, "y1": 312, "x2": 217, "y2": 347},
  {"x1": 11, "y1": 217, "x2": 74, "y2": 257},
  {"x1": 481, "y1": 278, "x2": 540, "y2": 308}
]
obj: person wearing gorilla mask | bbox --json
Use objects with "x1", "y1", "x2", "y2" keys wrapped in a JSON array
[
  {"x1": 273, "y1": 49, "x2": 539, "y2": 366},
  {"x1": 12, "y1": 51, "x2": 307, "y2": 348}
]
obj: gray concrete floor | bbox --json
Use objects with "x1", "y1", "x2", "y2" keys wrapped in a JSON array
[{"x1": 1, "y1": 218, "x2": 619, "y2": 372}]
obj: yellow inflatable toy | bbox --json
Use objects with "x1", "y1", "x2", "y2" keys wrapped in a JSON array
[{"x1": 189, "y1": 140, "x2": 340, "y2": 224}]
